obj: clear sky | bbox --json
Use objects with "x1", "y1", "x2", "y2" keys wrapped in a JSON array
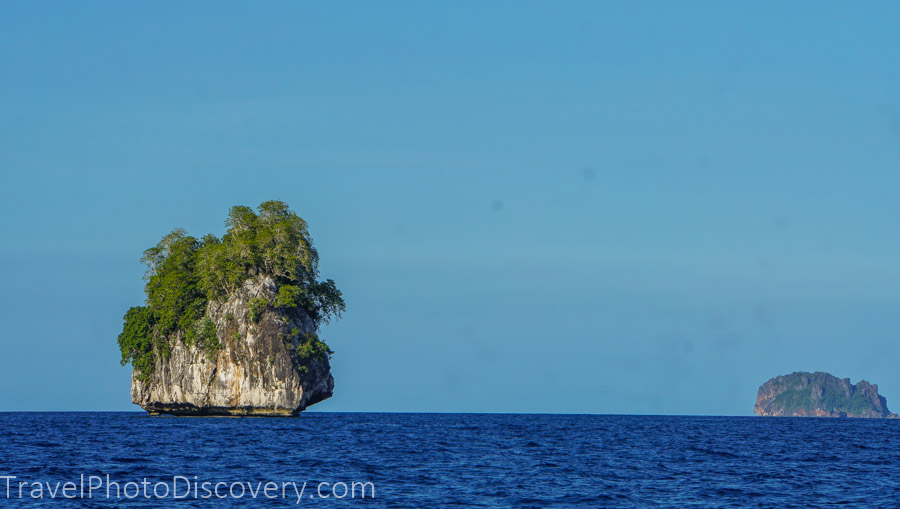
[{"x1": 2, "y1": 2, "x2": 900, "y2": 415}]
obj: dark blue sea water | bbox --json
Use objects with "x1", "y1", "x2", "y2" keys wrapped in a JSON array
[{"x1": 1, "y1": 413, "x2": 898, "y2": 507}]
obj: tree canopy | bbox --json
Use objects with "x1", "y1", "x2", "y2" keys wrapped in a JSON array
[{"x1": 118, "y1": 201, "x2": 345, "y2": 380}]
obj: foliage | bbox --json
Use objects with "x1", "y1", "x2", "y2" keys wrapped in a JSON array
[
  {"x1": 141, "y1": 230, "x2": 206, "y2": 339},
  {"x1": 248, "y1": 297, "x2": 268, "y2": 323},
  {"x1": 771, "y1": 372, "x2": 884, "y2": 416},
  {"x1": 275, "y1": 285, "x2": 302, "y2": 308},
  {"x1": 772, "y1": 386, "x2": 814, "y2": 413},
  {"x1": 117, "y1": 306, "x2": 157, "y2": 382},
  {"x1": 304, "y1": 279, "x2": 344, "y2": 325},
  {"x1": 193, "y1": 317, "x2": 221, "y2": 361},
  {"x1": 294, "y1": 332, "x2": 333, "y2": 362},
  {"x1": 117, "y1": 201, "x2": 345, "y2": 376}
]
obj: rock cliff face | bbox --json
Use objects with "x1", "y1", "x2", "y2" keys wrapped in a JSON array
[
  {"x1": 131, "y1": 276, "x2": 333, "y2": 416},
  {"x1": 754, "y1": 372, "x2": 897, "y2": 418}
]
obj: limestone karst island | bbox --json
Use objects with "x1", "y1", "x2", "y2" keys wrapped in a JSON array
[
  {"x1": 755, "y1": 372, "x2": 898, "y2": 418},
  {"x1": 116, "y1": 201, "x2": 345, "y2": 416}
]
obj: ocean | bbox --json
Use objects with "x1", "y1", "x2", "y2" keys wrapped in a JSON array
[{"x1": 1, "y1": 412, "x2": 897, "y2": 507}]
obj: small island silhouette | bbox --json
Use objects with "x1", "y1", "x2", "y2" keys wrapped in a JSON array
[{"x1": 755, "y1": 371, "x2": 898, "y2": 418}]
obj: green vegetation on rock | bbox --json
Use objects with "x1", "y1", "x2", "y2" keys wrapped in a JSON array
[
  {"x1": 248, "y1": 297, "x2": 268, "y2": 323},
  {"x1": 295, "y1": 332, "x2": 332, "y2": 362},
  {"x1": 755, "y1": 371, "x2": 896, "y2": 418},
  {"x1": 117, "y1": 200, "x2": 345, "y2": 381},
  {"x1": 772, "y1": 382, "x2": 880, "y2": 416}
]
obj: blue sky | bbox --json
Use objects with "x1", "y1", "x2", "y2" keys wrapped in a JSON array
[{"x1": 2, "y1": 2, "x2": 900, "y2": 414}]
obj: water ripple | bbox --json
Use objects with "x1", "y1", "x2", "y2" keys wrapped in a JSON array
[{"x1": 1, "y1": 413, "x2": 899, "y2": 507}]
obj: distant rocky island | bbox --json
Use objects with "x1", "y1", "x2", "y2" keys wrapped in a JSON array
[
  {"x1": 755, "y1": 372, "x2": 898, "y2": 418},
  {"x1": 117, "y1": 201, "x2": 345, "y2": 416}
]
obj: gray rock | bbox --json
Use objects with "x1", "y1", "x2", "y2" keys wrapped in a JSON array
[{"x1": 131, "y1": 276, "x2": 333, "y2": 416}]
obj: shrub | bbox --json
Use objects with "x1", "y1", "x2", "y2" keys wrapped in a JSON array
[
  {"x1": 117, "y1": 306, "x2": 157, "y2": 382},
  {"x1": 248, "y1": 297, "x2": 267, "y2": 323},
  {"x1": 294, "y1": 332, "x2": 333, "y2": 362},
  {"x1": 275, "y1": 285, "x2": 302, "y2": 308},
  {"x1": 195, "y1": 317, "x2": 221, "y2": 361}
]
